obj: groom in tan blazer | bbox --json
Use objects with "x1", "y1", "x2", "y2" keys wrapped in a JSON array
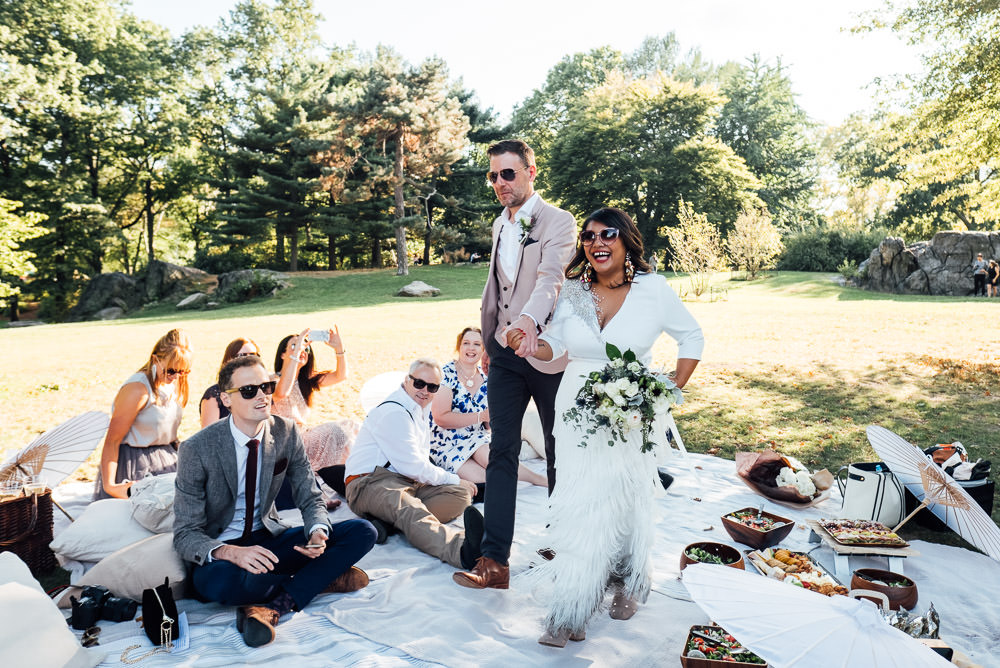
[{"x1": 453, "y1": 139, "x2": 576, "y2": 590}]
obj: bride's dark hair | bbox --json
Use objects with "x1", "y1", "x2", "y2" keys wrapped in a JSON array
[{"x1": 565, "y1": 207, "x2": 652, "y2": 283}]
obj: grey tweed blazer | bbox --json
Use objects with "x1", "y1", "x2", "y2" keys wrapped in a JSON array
[{"x1": 173, "y1": 415, "x2": 328, "y2": 566}]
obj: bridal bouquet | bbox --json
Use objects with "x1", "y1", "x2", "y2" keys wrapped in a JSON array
[{"x1": 563, "y1": 343, "x2": 683, "y2": 453}]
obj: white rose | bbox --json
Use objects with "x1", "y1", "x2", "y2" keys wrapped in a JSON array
[
  {"x1": 592, "y1": 382, "x2": 605, "y2": 396},
  {"x1": 627, "y1": 361, "x2": 641, "y2": 373},
  {"x1": 627, "y1": 411, "x2": 642, "y2": 428},
  {"x1": 611, "y1": 358, "x2": 625, "y2": 368},
  {"x1": 626, "y1": 381, "x2": 640, "y2": 397}
]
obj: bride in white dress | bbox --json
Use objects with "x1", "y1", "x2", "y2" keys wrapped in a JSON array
[{"x1": 512, "y1": 207, "x2": 704, "y2": 647}]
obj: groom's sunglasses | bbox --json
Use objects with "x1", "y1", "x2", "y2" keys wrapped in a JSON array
[
  {"x1": 486, "y1": 166, "x2": 528, "y2": 184},
  {"x1": 408, "y1": 375, "x2": 440, "y2": 393},
  {"x1": 580, "y1": 227, "x2": 620, "y2": 245},
  {"x1": 224, "y1": 381, "x2": 277, "y2": 399}
]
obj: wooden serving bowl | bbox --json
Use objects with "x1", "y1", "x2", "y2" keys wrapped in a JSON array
[
  {"x1": 680, "y1": 541, "x2": 745, "y2": 572},
  {"x1": 850, "y1": 568, "x2": 918, "y2": 610},
  {"x1": 721, "y1": 507, "x2": 796, "y2": 549}
]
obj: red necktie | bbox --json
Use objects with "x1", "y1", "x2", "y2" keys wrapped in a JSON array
[{"x1": 241, "y1": 438, "x2": 260, "y2": 541}]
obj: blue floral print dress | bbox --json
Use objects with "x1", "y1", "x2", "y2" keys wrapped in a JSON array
[{"x1": 429, "y1": 361, "x2": 489, "y2": 473}]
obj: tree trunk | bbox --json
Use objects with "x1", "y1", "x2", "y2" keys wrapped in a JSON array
[
  {"x1": 371, "y1": 236, "x2": 382, "y2": 268},
  {"x1": 423, "y1": 196, "x2": 433, "y2": 265},
  {"x1": 288, "y1": 225, "x2": 299, "y2": 272},
  {"x1": 276, "y1": 228, "x2": 285, "y2": 266},
  {"x1": 7, "y1": 295, "x2": 19, "y2": 322},
  {"x1": 145, "y1": 179, "x2": 155, "y2": 263},
  {"x1": 328, "y1": 234, "x2": 336, "y2": 270},
  {"x1": 393, "y1": 139, "x2": 409, "y2": 276}
]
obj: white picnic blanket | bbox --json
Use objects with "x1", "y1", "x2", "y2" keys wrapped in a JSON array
[{"x1": 49, "y1": 453, "x2": 1000, "y2": 667}]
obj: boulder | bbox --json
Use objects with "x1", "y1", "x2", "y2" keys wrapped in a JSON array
[
  {"x1": 858, "y1": 231, "x2": 1000, "y2": 295},
  {"x1": 215, "y1": 269, "x2": 289, "y2": 303},
  {"x1": 142, "y1": 260, "x2": 212, "y2": 303},
  {"x1": 396, "y1": 281, "x2": 441, "y2": 297},
  {"x1": 6, "y1": 320, "x2": 46, "y2": 327},
  {"x1": 68, "y1": 272, "x2": 143, "y2": 321},
  {"x1": 95, "y1": 307, "x2": 125, "y2": 320},
  {"x1": 176, "y1": 292, "x2": 209, "y2": 310}
]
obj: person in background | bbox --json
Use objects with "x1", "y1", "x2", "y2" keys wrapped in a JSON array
[
  {"x1": 972, "y1": 253, "x2": 988, "y2": 296},
  {"x1": 94, "y1": 328, "x2": 192, "y2": 500},
  {"x1": 201, "y1": 338, "x2": 261, "y2": 428},
  {"x1": 987, "y1": 259, "x2": 998, "y2": 298},
  {"x1": 430, "y1": 327, "x2": 546, "y2": 488}
]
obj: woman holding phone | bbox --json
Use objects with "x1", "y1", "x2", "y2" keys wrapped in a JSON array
[{"x1": 272, "y1": 327, "x2": 357, "y2": 480}]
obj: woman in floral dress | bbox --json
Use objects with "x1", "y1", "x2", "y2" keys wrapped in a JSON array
[{"x1": 430, "y1": 327, "x2": 546, "y2": 487}]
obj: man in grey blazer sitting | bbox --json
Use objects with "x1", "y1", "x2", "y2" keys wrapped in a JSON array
[{"x1": 174, "y1": 355, "x2": 376, "y2": 648}]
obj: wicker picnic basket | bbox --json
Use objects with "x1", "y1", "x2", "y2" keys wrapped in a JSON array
[{"x1": 0, "y1": 489, "x2": 57, "y2": 575}]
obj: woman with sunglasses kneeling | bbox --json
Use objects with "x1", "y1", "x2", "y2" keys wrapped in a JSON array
[
  {"x1": 512, "y1": 209, "x2": 703, "y2": 647},
  {"x1": 94, "y1": 328, "x2": 193, "y2": 500}
]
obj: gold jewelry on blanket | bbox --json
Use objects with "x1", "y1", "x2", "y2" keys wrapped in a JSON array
[{"x1": 120, "y1": 587, "x2": 174, "y2": 663}]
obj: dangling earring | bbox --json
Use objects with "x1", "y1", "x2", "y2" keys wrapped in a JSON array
[
  {"x1": 624, "y1": 252, "x2": 635, "y2": 282},
  {"x1": 580, "y1": 261, "x2": 593, "y2": 290}
]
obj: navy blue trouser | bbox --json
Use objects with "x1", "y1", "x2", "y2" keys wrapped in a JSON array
[
  {"x1": 192, "y1": 519, "x2": 376, "y2": 611},
  {"x1": 481, "y1": 339, "x2": 562, "y2": 565}
]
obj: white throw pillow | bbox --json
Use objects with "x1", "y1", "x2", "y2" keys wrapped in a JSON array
[
  {"x1": 130, "y1": 472, "x2": 176, "y2": 534},
  {"x1": 49, "y1": 498, "x2": 154, "y2": 563},
  {"x1": 521, "y1": 401, "x2": 546, "y2": 460},
  {"x1": 56, "y1": 533, "x2": 186, "y2": 608},
  {"x1": 0, "y1": 555, "x2": 105, "y2": 668}
]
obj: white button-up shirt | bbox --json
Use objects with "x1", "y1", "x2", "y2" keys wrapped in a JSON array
[
  {"x1": 217, "y1": 418, "x2": 265, "y2": 541},
  {"x1": 346, "y1": 386, "x2": 460, "y2": 486},
  {"x1": 497, "y1": 192, "x2": 540, "y2": 283}
]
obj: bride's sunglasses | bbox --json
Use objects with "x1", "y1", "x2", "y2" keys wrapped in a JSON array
[
  {"x1": 580, "y1": 227, "x2": 620, "y2": 245},
  {"x1": 408, "y1": 375, "x2": 440, "y2": 393},
  {"x1": 486, "y1": 166, "x2": 529, "y2": 184},
  {"x1": 224, "y1": 381, "x2": 277, "y2": 399}
]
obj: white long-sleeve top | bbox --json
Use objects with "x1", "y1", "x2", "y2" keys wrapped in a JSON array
[{"x1": 345, "y1": 386, "x2": 460, "y2": 486}]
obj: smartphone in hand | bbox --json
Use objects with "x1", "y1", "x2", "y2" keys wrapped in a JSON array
[{"x1": 310, "y1": 329, "x2": 329, "y2": 343}]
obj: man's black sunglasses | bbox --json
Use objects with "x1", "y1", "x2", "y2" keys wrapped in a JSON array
[
  {"x1": 408, "y1": 375, "x2": 440, "y2": 393},
  {"x1": 224, "y1": 381, "x2": 277, "y2": 399},
  {"x1": 486, "y1": 166, "x2": 528, "y2": 184},
  {"x1": 580, "y1": 227, "x2": 620, "y2": 245}
]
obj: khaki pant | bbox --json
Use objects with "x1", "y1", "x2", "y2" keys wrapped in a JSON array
[{"x1": 345, "y1": 467, "x2": 470, "y2": 567}]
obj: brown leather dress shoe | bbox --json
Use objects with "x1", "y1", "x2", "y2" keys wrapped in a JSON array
[
  {"x1": 236, "y1": 605, "x2": 279, "y2": 647},
  {"x1": 323, "y1": 566, "x2": 370, "y2": 594},
  {"x1": 452, "y1": 556, "x2": 509, "y2": 590}
]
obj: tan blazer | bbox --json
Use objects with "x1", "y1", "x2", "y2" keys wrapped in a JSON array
[{"x1": 481, "y1": 196, "x2": 576, "y2": 372}]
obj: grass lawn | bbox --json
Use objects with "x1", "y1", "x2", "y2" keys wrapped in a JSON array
[{"x1": 2, "y1": 267, "x2": 998, "y2": 554}]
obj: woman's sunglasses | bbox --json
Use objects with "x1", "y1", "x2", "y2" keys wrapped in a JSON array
[
  {"x1": 408, "y1": 375, "x2": 440, "y2": 393},
  {"x1": 165, "y1": 368, "x2": 190, "y2": 377},
  {"x1": 486, "y1": 166, "x2": 528, "y2": 184},
  {"x1": 236, "y1": 352, "x2": 259, "y2": 358},
  {"x1": 580, "y1": 227, "x2": 620, "y2": 245},
  {"x1": 224, "y1": 381, "x2": 277, "y2": 399}
]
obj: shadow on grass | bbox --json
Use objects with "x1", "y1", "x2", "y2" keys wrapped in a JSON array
[
  {"x1": 749, "y1": 271, "x2": 994, "y2": 304},
  {"x1": 678, "y1": 356, "x2": 1000, "y2": 547}
]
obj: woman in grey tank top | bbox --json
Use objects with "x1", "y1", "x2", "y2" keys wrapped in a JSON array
[{"x1": 94, "y1": 329, "x2": 192, "y2": 500}]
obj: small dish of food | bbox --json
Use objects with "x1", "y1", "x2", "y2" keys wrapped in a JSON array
[
  {"x1": 721, "y1": 507, "x2": 796, "y2": 549},
  {"x1": 680, "y1": 541, "x2": 745, "y2": 572}
]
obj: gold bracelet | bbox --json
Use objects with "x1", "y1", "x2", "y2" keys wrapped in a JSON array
[{"x1": 336, "y1": 351, "x2": 346, "y2": 355}]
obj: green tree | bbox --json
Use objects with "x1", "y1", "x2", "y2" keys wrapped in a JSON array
[
  {"x1": 0, "y1": 199, "x2": 45, "y2": 317},
  {"x1": 666, "y1": 199, "x2": 725, "y2": 297},
  {"x1": 726, "y1": 209, "x2": 783, "y2": 279},
  {"x1": 715, "y1": 56, "x2": 818, "y2": 228},
  {"x1": 546, "y1": 73, "x2": 762, "y2": 253}
]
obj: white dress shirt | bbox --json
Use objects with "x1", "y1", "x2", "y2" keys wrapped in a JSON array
[
  {"x1": 497, "y1": 192, "x2": 540, "y2": 283},
  {"x1": 217, "y1": 418, "x2": 266, "y2": 541},
  {"x1": 346, "y1": 386, "x2": 460, "y2": 486}
]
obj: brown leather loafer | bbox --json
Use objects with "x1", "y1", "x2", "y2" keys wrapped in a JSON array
[
  {"x1": 323, "y1": 566, "x2": 370, "y2": 594},
  {"x1": 236, "y1": 605, "x2": 279, "y2": 647},
  {"x1": 452, "y1": 556, "x2": 509, "y2": 590}
]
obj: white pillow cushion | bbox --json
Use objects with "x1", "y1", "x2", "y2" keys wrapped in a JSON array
[
  {"x1": 521, "y1": 401, "x2": 546, "y2": 460},
  {"x1": 56, "y1": 533, "x2": 186, "y2": 608},
  {"x1": 0, "y1": 556, "x2": 105, "y2": 668},
  {"x1": 129, "y1": 473, "x2": 176, "y2": 534},
  {"x1": 50, "y1": 498, "x2": 154, "y2": 563}
]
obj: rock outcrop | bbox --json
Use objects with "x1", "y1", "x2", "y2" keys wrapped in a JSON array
[{"x1": 858, "y1": 231, "x2": 1000, "y2": 295}]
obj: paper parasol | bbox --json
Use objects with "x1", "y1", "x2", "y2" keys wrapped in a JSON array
[
  {"x1": 0, "y1": 411, "x2": 109, "y2": 488},
  {"x1": 682, "y1": 562, "x2": 952, "y2": 668},
  {"x1": 867, "y1": 425, "x2": 1000, "y2": 562},
  {"x1": 359, "y1": 371, "x2": 406, "y2": 414}
]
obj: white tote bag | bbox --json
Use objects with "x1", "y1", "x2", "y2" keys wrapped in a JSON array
[{"x1": 835, "y1": 462, "x2": 904, "y2": 526}]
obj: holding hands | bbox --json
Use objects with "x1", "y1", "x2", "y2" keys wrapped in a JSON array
[{"x1": 504, "y1": 315, "x2": 538, "y2": 357}]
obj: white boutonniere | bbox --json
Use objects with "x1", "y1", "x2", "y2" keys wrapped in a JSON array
[{"x1": 516, "y1": 212, "x2": 535, "y2": 244}]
